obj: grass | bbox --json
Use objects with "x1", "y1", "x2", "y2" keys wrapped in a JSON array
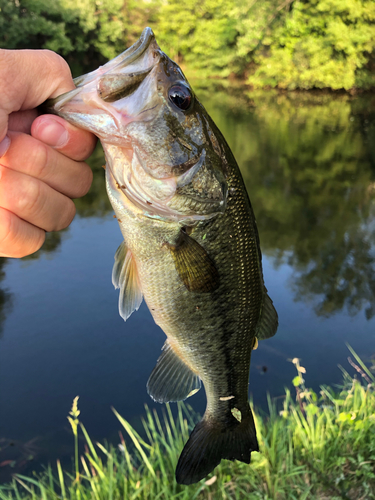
[{"x1": 0, "y1": 346, "x2": 374, "y2": 500}]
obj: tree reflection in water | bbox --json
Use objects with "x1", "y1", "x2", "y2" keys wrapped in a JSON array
[
  {"x1": 201, "y1": 90, "x2": 375, "y2": 320},
  {"x1": 0, "y1": 143, "x2": 111, "y2": 339},
  {"x1": 0, "y1": 90, "x2": 374, "y2": 331},
  {"x1": 0, "y1": 258, "x2": 12, "y2": 340}
]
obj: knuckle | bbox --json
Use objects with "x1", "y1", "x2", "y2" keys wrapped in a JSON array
[
  {"x1": 14, "y1": 232, "x2": 45, "y2": 258},
  {"x1": 53, "y1": 199, "x2": 76, "y2": 231},
  {"x1": 18, "y1": 177, "x2": 42, "y2": 217},
  {"x1": 65, "y1": 200, "x2": 76, "y2": 226},
  {"x1": 41, "y1": 50, "x2": 72, "y2": 80},
  {"x1": 0, "y1": 209, "x2": 45, "y2": 258},
  {"x1": 28, "y1": 229, "x2": 46, "y2": 256},
  {"x1": 29, "y1": 141, "x2": 49, "y2": 180},
  {"x1": 0, "y1": 209, "x2": 14, "y2": 251}
]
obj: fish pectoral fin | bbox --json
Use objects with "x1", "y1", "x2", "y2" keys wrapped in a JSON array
[
  {"x1": 256, "y1": 289, "x2": 278, "y2": 340},
  {"x1": 168, "y1": 229, "x2": 220, "y2": 293},
  {"x1": 112, "y1": 241, "x2": 143, "y2": 321},
  {"x1": 147, "y1": 340, "x2": 201, "y2": 403}
]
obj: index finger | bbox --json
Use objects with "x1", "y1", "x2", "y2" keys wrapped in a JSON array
[{"x1": 31, "y1": 115, "x2": 97, "y2": 162}]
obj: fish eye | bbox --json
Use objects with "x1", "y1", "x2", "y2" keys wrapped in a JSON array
[{"x1": 168, "y1": 85, "x2": 192, "y2": 111}]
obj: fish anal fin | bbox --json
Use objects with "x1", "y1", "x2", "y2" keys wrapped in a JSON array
[
  {"x1": 256, "y1": 290, "x2": 278, "y2": 340},
  {"x1": 168, "y1": 229, "x2": 220, "y2": 293},
  {"x1": 147, "y1": 341, "x2": 201, "y2": 403},
  {"x1": 112, "y1": 241, "x2": 143, "y2": 321}
]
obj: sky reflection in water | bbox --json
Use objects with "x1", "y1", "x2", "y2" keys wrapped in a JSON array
[{"x1": 0, "y1": 89, "x2": 374, "y2": 479}]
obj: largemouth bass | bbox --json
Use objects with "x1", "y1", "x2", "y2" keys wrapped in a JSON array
[{"x1": 44, "y1": 27, "x2": 278, "y2": 484}]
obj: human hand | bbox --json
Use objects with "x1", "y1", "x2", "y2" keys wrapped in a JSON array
[{"x1": 0, "y1": 49, "x2": 97, "y2": 258}]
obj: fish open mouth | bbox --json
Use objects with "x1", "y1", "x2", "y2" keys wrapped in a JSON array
[
  {"x1": 41, "y1": 26, "x2": 228, "y2": 224},
  {"x1": 40, "y1": 27, "x2": 158, "y2": 116}
]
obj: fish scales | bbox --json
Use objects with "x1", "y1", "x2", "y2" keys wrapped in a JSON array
[
  {"x1": 43, "y1": 27, "x2": 278, "y2": 485},
  {"x1": 125, "y1": 154, "x2": 262, "y2": 400}
]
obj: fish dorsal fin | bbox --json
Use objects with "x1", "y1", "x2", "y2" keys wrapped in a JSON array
[
  {"x1": 256, "y1": 289, "x2": 278, "y2": 340},
  {"x1": 112, "y1": 241, "x2": 143, "y2": 321},
  {"x1": 147, "y1": 340, "x2": 201, "y2": 403},
  {"x1": 168, "y1": 229, "x2": 220, "y2": 293}
]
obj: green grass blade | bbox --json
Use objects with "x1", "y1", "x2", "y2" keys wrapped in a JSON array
[
  {"x1": 112, "y1": 408, "x2": 156, "y2": 478},
  {"x1": 346, "y1": 343, "x2": 375, "y2": 383},
  {"x1": 56, "y1": 459, "x2": 66, "y2": 500},
  {"x1": 79, "y1": 423, "x2": 99, "y2": 461}
]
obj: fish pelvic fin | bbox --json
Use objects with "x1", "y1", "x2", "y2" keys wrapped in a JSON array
[
  {"x1": 112, "y1": 241, "x2": 143, "y2": 321},
  {"x1": 147, "y1": 340, "x2": 201, "y2": 403},
  {"x1": 176, "y1": 404, "x2": 259, "y2": 485},
  {"x1": 256, "y1": 289, "x2": 278, "y2": 340}
]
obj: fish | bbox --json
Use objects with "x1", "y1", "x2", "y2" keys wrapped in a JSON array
[{"x1": 43, "y1": 27, "x2": 278, "y2": 485}]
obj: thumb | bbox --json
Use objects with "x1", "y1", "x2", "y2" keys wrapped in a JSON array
[{"x1": 0, "y1": 49, "x2": 76, "y2": 124}]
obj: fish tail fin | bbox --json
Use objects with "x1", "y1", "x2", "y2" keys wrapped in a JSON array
[{"x1": 175, "y1": 404, "x2": 258, "y2": 485}]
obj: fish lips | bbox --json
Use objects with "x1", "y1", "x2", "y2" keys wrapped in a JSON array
[
  {"x1": 41, "y1": 27, "x2": 227, "y2": 220},
  {"x1": 40, "y1": 27, "x2": 161, "y2": 140}
]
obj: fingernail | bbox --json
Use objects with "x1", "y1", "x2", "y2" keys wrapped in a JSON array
[
  {"x1": 35, "y1": 118, "x2": 69, "y2": 148},
  {"x1": 0, "y1": 135, "x2": 11, "y2": 158}
]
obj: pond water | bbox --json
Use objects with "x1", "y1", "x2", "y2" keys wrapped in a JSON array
[{"x1": 0, "y1": 88, "x2": 374, "y2": 481}]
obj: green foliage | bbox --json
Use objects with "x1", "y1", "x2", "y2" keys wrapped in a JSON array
[
  {"x1": 246, "y1": 0, "x2": 375, "y2": 90},
  {"x1": 0, "y1": 0, "x2": 158, "y2": 72},
  {"x1": 1, "y1": 0, "x2": 373, "y2": 89},
  {"x1": 0, "y1": 0, "x2": 74, "y2": 53},
  {"x1": 157, "y1": 0, "x2": 375, "y2": 89},
  {"x1": 156, "y1": 0, "x2": 239, "y2": 78},
  {"x1": 0, "y1": 348, "x2": 374, "y2": 499}
]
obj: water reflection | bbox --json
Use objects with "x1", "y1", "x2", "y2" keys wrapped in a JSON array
[
  {"x1": 73, "y1": 144, "x2": 112, "y2": 218},
  {"x1": 200, "y1": 90, "x2": 375, "y2": 320},
  {"x1": 0, "y1": 258, "x2": 12, "y2": 339},
  {"x1": 0, "y1": 89, "x2": 374, "y2": 479},
  {"x1": 1, "y1": 90, "x2": 374, "y2": 332},
  {"x1": 21, "y1": 231, "x2": 66, "y2": 261},
  {"x1": 0, "y1": 145, "x2": 111, "y2": 341}
]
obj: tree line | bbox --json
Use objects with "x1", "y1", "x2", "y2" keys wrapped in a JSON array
[{"x1": 1, "y1": 0, "x2": 374, "y2": 90}]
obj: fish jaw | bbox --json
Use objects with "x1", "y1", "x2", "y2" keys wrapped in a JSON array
[
  {"x1": 38, "y1": 26, "x2": 278, "y2": 486},
  {"x1": 41, "y1": 28, "x2": 229, "y2": 223},
  {"x1": 45, "y1": 29, "x2": 161, "y2": 144}
]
